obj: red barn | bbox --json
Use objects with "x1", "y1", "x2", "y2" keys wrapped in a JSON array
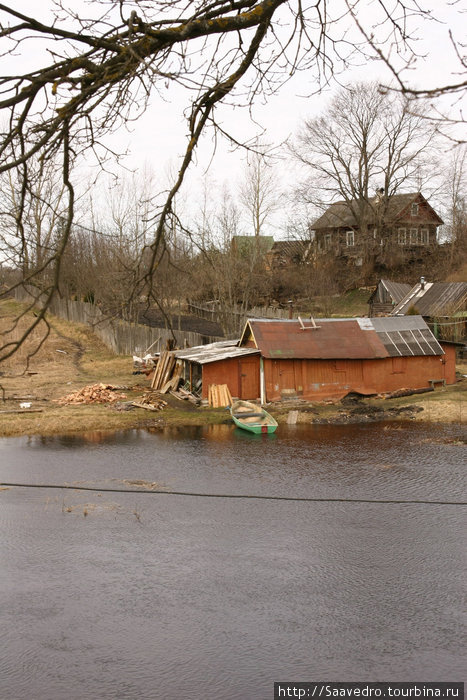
[{"x1": 176, "y1": 316, "x2": 456, "y2": 402}]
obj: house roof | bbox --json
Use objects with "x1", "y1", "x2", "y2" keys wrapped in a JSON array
[
  {"x1": 392, "y1": 281, "x2": 467, "y2": 316},
  {"x1": 231, "y1": 235, "x2": 274, "y2": 254},
  {"x1": 368, "y1": 279, "x2": 412, "y2": 304},
  {"x1": 269, "y1": 240, "x2": 308, "y2": 258},
  {"x1": 241, "y1": 316, "x2": 444, "y2": 359},
  {"x1": 174, "y1": 340, "x2": 259, "y2": 365},
  {"x1": 311, "y1": 192, "x2": 443, "y2": 230}
]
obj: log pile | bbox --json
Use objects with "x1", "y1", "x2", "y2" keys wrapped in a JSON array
[
  {"x1": 56, "y1": 383, "x2": 127, "y2": 405},
  {"x1": 131, "y1": 392, "x2": 168, "y2": 412},
  {"x1": 208, "y1": 384, "x2": 232, "y2": 408},
  {"x1": 151, "y1": 352, "x2": 183, "y2": 393}
]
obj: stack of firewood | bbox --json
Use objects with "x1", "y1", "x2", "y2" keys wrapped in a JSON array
[{"x1": 208, "y1": 384, "x2": 232, "y2": 408}]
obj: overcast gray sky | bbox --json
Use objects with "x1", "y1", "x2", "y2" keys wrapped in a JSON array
[{"x1": 2, "y1": 1, "x2": 466, "y2": 236}]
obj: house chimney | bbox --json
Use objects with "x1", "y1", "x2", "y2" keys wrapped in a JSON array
[
  {"x1": 420, "y1": 276, "x2": 425, "y2": 290},
  {"x1": 287, "y1": 300, "x2": 293, "y2": 319}
]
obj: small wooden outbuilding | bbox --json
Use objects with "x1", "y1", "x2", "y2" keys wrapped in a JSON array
[
  {"x1": 368, "y1": 279, "x2": 412, "y2": 316},
  {"x1": 174, "y1": 340, "x2": 260, "y2": 401},
  {"x1": 240, "y1": 317, "x2": 455, "y2": 401},
  {"x1": 391, "y1": 280, "x2": 467, "y2": 342},
  {"x1": 176, "y1": 317, "x2": 456, "y2": 403}
]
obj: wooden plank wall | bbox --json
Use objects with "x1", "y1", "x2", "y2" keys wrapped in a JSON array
[{"x1": 14, "y1": 287, "x2": 223, "y2": 356}]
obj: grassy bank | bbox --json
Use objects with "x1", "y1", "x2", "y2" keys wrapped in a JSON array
[{"x1": 0, "y1": 298, "x2": 465, "y2": 438}]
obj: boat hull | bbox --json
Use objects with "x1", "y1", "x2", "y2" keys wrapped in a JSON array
[{"x1": 230, "y1": 400, "x2": 278, "y2": 434}]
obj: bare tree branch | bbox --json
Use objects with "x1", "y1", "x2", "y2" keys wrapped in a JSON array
[{"x1": 0, "y1": 0, "x2": 463, "y2": 362}]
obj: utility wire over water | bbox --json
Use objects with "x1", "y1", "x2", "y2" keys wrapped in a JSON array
[
  {"x1": 1, "y1": 423, "x2": 465, "y2": 693},
  {"x1": 1, "y1": 482, "x2": 466, "y2": 506}
]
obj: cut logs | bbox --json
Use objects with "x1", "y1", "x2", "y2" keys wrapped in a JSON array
[
  {"x1": 208, "y1": 384, "x2": 232, "y2": 408},
  {"x1": 55, "y1": 384, "x2": 127, "y2": 405}
]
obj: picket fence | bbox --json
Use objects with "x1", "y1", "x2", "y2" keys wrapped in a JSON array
[{"x1": 14, "y1": 288, "x2": 223, "y2": 356}]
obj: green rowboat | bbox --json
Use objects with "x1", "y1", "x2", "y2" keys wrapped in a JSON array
[{"x1": 230, "y1": 400, "x2": 278, "y2": 434}]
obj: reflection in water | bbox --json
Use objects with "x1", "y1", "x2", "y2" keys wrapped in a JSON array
[{"x1": 0, "y1": 422, "x2": 465, "y2": 699}]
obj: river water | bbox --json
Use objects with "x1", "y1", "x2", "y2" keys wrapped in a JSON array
[{"x1": 0, "y1": 422, "x2": 465, "y2": 700}]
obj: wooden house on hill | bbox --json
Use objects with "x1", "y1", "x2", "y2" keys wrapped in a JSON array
[
  {"x1": 311, "y1": 192, "x2": 443, "y2": 265},
  {"x1": 175, "y1": 316, "x2": 456, "y2": 403}
]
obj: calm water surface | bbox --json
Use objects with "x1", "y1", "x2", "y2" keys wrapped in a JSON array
[{"x1": 0, "y1": 422, "x2": 465, "y2": 700}]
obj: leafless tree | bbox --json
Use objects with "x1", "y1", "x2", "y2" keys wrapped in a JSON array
[
  {"x1": 189, "y1": 185, "x2": 272, "y2": 334},
  {"x1": 291, "y1": 82, "x2": 439, "y2": 260},
  {"x1": 0, "y1": 153, "x2": 67, "y2": 275},
  {"x1": 239, "y1": 147, "x2": 281, "y2": 243},
  {"x1": 444, "y1": 146, "x2": 467, "y2": 269},
  {"x1": 0, "y1": 0, "x2": 463, "y2": 362}
]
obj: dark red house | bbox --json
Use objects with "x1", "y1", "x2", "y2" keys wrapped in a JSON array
[
  {"x1": 176, "y1": 316, "x2": 456, "y2": 402},
  {"x1": 311, "y1": 192, "x2": 443, "y2": 264}
]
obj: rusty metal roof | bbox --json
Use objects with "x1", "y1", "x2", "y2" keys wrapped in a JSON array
[
  {"x1": 174, "y1": 340, "x2": 259, "y2": 365},
  {"x1": 243, "y1": 317, "x2": 443, "y2": 359},
  {"x1": 392, "y1": 281, "x2": 467, "y2": 316}
]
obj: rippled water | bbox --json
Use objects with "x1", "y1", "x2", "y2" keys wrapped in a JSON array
[{"x1": 0, "y1": 422, "x2": 465, "y2": 700}]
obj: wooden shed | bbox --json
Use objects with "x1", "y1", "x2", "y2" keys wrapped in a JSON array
[
  {"x1": 175, "y1": 317, "x2": 456, "y2": 403},
  {"x1": 391, "y1": 280, "x2": 467, "y2": 342},
  {"x1": 238, "y1": 316, "x2": 456, "y2": 402},
  {"x1": 174, "y1": 340, "x2": 260, "y2": 401},
  {"x1": 368, "y1": 279, "x2": 412, "y2": 316}
]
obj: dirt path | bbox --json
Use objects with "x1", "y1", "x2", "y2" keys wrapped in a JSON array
[{"x1": 49, "y1": 320, "x2": 85, "y2": 372}]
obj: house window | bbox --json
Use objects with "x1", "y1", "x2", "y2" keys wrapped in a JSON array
[
  {"x1": 410, "y1": 228, "x2": 418, "y2": 244},
  {"x1": 346, "y1": 230, "x2": 355, "y2": 247},
  {"x1": 324, "y1": 233, "x2": 332, "y2": 249},
  {"x1": 420, "y1": 228, "x2": 429, "y2": 245},
  {"x1": 411, "y1": 202, "x2": 419, "y2": 216},
  {"x1": 398, "y1": 228, "x2": 406, "y2": 245}
]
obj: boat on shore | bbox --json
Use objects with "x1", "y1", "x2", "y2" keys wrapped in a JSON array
[{"x1": 230, "y1": 400, "x2": 278, "y2": 434}]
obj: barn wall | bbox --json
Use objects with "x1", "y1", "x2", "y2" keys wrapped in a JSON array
[
  {"x1": 265, "y1": 358, "x2": 365, "y2": 401},
  {"x1": 264, "y1": 351, "x2": 456, "y2": 402},
  {"x1": 201, "y1": 356, "x2": 260, "y2": 400},
  {"x1": 198, "y1": 346, "x2": 456, "y2": 403},
  {"x1": 202, "y1": 358, "x2": 241, "y2": 399},
  {"x1": 439, "y1": 344, "x2": 457, "y2": 384}
]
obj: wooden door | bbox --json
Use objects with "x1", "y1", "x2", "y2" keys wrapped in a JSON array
[
  {"x1": 278, "y1": 359, "x2": 296, "y2": 391},
  {"x1": 239, "y1": 357, "x2": 260, "y2": 399}
]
